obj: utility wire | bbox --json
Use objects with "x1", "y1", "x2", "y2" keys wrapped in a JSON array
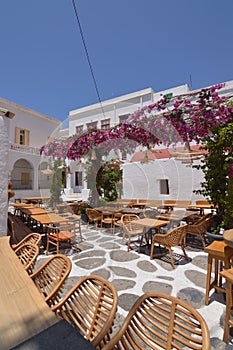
[{"x1": 71, "y1": 0, "x2": 105, "y2": 118}]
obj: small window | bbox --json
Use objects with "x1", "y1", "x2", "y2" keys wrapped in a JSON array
[
  {"x1": 75, "y1": 171, "x2": 83, "y2": 186},
  {"x1": 119, "y1": 114, "x2": 130, "y2": 124},
  {"x1": 160, "y1": 179, "x2": 169, "y2": 195},
  {"x1": 121, "y1": 150, "x2": 127, "y2": 160},
  {"x1": 87, "y1": 121, "x2": 98, "y2": 131},
  {"x1": 15, "y1": 128, "x2": 30, "y2": 145},
  {"x1": 76, "y1": 125, "x2": 84, "y2": 135},
  {"x1": 101, "y1": 119, "x2": 110, "y2": 130}
]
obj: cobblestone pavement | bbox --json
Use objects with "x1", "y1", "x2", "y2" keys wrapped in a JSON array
[{"x1": 36, "y1": 223, "x2": 233, "y2": 349}]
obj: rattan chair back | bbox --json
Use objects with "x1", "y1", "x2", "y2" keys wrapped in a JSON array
[
  {"x1": 12, "y1": 232, "x2": 42, "y2": 250},
  {"x1": 122, "y1": 214, "x2": 144, "y2": 251},
  {"x1": 102, "y1": 292, "x2": 210, "y2": 350},
  {"x1": 86, "y1": 208, "x2": 102, "y2": 228},
  {"x1": 150, "y1": 224, "x2": 188, "y2": 268},
  {"x1": 31, "y1": 254, "x2": 72, "y2": 307},
  {"x1": 14, "y1": 242, "x2": 39, "y2": 275},
  {"x1": 185, "y1": 214, "x2": 213, "y2": 247},
  {"x1": 52, "y1": 275, "x2": 118, "y2": 349}
]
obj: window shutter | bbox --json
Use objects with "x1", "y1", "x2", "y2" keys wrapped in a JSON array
[
  {"x1": 25, "y1": 130, "x2": 30, "y2": 145},
  {"x1": 15, "y1": 127, "x2": 20, "y2": 144}
]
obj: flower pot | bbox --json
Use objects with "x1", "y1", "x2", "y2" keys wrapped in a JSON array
[{"x1": 205, "y1": 231, "x2": 224, "y2": 245}]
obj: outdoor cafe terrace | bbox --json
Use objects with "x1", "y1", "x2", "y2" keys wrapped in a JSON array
[{"x1": 4, "y1": 197, "x2": 233, "y2": 349}]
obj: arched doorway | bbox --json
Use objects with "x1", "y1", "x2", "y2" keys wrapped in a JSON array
[{"x1": 11, "y1": 159, "x2": 33, "y2": 190}]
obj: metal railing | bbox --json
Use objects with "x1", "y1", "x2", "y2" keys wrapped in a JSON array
[{"x1": 10, "y1": 143, "x2": 40, "y2": 155}]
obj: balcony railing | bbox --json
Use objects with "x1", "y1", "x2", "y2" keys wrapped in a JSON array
[{"x1": 10, "y1": 143, "x2": 40, "y2": 155}]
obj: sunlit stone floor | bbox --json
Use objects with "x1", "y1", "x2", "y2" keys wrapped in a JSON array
[{"x1": 37, "y1": 223, "x2": 233, "y2": 349}]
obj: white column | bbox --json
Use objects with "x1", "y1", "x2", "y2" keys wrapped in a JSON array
[{"x1": 0, "y1": 115, "x2": 13, "y2": 236}]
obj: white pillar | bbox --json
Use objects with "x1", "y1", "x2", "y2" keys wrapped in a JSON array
[{"x1": 0, "y1": 111, "x2": 14, "y2": 236}]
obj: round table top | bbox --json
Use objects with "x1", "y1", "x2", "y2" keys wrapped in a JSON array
[{"x1": 223, "y1": 229, "x2": 233, "y2": 248}]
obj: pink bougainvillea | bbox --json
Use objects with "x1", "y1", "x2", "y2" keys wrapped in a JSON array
[{"x1": 40, "y1": 83, "x2": 233, "y2": 160}]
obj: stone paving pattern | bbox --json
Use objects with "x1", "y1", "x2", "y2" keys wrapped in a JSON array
[{"x1": 36, "y1": 222, "x2": 233, "y2": 349}]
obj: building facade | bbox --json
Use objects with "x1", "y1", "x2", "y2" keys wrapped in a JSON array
[
  {"x1": 67, "y1": 80, "x2": 233, "y2": 202},
  {"x1": 4, "y1": 79, "x2": 233, "y2": 204},
  {"x1": 0, "y1": 98, "x2": 61, "y2": 200}
]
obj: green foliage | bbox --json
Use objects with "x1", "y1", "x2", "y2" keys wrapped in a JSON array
[
  {"x1": 84, "y1": 149, "x2": 123, "y2": 205},
  {"x1": 96, "y1": 161, "x2": 123, "y2": 201},
  {"x1": 48, "y1": 160, "x2": 63, "y2": 207},
  {"x1": 194, "y1": 122, "x2": 233, "y2": 229}
]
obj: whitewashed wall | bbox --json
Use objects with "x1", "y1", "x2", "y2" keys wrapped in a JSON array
[
  {"x1": 0, "y1": 115, "x2": 11, "y2": 236},
  {"x1": 122, "y1": 158, "x2": 205, "y2": 203},
  {"x1": 0, "y1": 98, "x2": 61, "y2": 147}
]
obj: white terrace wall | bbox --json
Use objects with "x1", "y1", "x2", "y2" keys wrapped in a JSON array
[{"x1": 122, "y1": 158, "x2": 205, "y2": 203}]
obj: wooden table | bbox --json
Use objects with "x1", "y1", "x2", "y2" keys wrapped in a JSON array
[
  {"x1": 24, "y1": 197, "x2": 49, "y2": 205},
  {"x1": 130, "y1": 218, "x2": 169, "y2": 253},
  {"x1": 121, "y1": 208, "x2": 143, "y2": 215},
  {"x1": 20, "y1": 207, "x2": 47, "y2": 216},
  {"x1": 131, "y1": 218, "x2": 168, "y2": 230},
  {"x1": 0, "y1": 236, "x2": 58, "y2": 349},
  {"x1": 31, "y1": 213, "x2": 68, "y2": 226},
  {"x1": 11, "y1": 203, "x2": 34, "y2": 216}
]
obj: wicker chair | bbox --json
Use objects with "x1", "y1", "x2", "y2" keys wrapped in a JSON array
[
  {"x1": 11, "y1": 232, "x2": 42, "y2": 250},
  {"x1": 122, "y1": 214, "x2": 144, "y2": 251},
  {"x1": 51, "y1": 275, "x2": 118, "y2": 350},
  {"x1": 14, "y1": 242, "x2": 39, "y2": 275},
  {"x1": 101, "y1": 292, "x2": 210, "y2": 350},
  {"x1": 184, "y1": 214, "x2": 214, "y2": 247},
  {"x1": 150, "y1": 224, "x2": 188, "y2": 268},
  {"x1": 86, "y1": 208, "x2": 102, "y2": 229},
  {"x1": 30, "y1": 254, "x2": 72, "y2": 307},
  {"x1": 46, "y1": 223, "x2": 77, "y2": 254}
]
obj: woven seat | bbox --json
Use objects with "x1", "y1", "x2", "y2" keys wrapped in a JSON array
[
  {"x1": 86, "y1": 208, "x2": 102, "y2": 229},
  {"x1": 46, "y1": 223, "x2": 77, "y2": 254},
  {"x1": 52, "y1": 275, "x2": 118, "y2": 350},
  {"x1": 14, "y1": 242, "x2": 39, "y2": 275},
  {"x1": 31, "y1": 254, "x2": 72, "y2": 307},
  {"x1": 101, "y1": 292, "x2": 210, "y2": 350},
  {"x1": 11, "y1": 232, "x2": 42, "y2": 250},
  {"x1": 184, "y1": 214, "x2": 213, "y2": 247},
  {"x1": 121, "y1": 214, "x2": 144, "y2": 251},
  {"x1": 150, "y1": 224, "x2": 188, "y2": 268}
]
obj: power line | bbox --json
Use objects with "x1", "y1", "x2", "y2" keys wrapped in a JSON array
[{"x1": 71, "y1": 0, "x2": 105, "y2": 118}]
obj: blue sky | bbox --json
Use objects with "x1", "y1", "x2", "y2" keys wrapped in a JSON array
[{"x1": 1, "y1": 0, "x2": 233, "y2": 122}]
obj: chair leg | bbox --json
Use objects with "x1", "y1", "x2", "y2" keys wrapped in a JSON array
[
  {"x1": 205, "y1": 255, "x2": 213, "y2": 305},
  {"x1": 223, "y1": 279, "x2": 232, "y2": 342},
  {"x1": 201, "y1": 234, "x2": 206, "y2": 248},
  {"x1": 181, "y1": 243, "x2": 188, "y2": 261},
  {"x1": 46, "y1": 238, "x2": 49, "y2": 255},
  {"x1": 78, "y1": 221, "x2": 82, "y2": 240},
  {"x1": 127, "y1": 236, "x2": 131, "y2": 252},
  {"x1": 150, "y1": 241, "x2": 154, "y2": 260},
  {"x1": 169, "y1": 247, "x2": 175, "y2": 269}
]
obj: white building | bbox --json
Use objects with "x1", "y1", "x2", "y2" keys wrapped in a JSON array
[
  {"x1": 67, "y1": 80, "x2": 233, "y2": 202},
  {"x1": 68, "y1": 84, "x2": 190, "y2": 195},
  {"x1": 0, "y1": 98, "x2": 61, "y2": 200},
  {"x1": 3, "y1": 79, "x2": 233, "y2": 206}
]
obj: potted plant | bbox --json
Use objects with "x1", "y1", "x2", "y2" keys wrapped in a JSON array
[{"x1": 78, "y1": 203, "x2": 92, "y2": 224}]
